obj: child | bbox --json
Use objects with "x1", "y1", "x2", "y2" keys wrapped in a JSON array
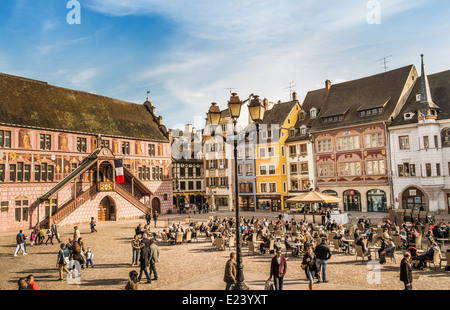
[
  {"x1": 30, "y1": 231, "x2": 36, "y2": 246},
  {"x1": 125, "y1": 270, "x2": 139, "y2": 290},
  {"x1": 39, "y1": 228, "x2": 45, "y2": 245},
  {"x1": 85, "y1": 247, "x2": 94, "y2": 268}
]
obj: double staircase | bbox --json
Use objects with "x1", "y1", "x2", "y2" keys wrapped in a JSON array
[{"x1": 49, "y1": 182, "x2": 151, "y2": 225}]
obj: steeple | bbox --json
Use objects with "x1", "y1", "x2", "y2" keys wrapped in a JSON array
[{"x1": 417, "y1": 54, "x2": 439, "y2": 122}]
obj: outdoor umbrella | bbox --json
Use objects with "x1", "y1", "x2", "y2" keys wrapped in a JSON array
[{"x1": 286, "y1": 191, "x2": 341, "y2": 204}]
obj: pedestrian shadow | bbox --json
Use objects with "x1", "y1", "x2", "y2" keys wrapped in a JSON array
[{"x1": 80, "y1": 278, "x2": 126, "y2": 287}]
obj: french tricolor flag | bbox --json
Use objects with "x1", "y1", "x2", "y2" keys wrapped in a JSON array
[{"x1": 114, "y1": 159, "x2": 125, "y2": 183}]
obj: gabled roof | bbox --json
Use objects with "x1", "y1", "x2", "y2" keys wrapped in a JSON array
[
  {"x1": 285, "y1": 88, "x2": 329, "y2": 143},
  {"x1": 0, "y1": 73, "x2": 169, "y2": 142},
  {"x1": 390, "y1": 69, "x2": 450, "y2": 127},
  {"x1": 310, "y1": 65, "x2": 415, "y2": 132},
  {"x1": 261, "y1": 100, "x2": 298, "y2": 128}
]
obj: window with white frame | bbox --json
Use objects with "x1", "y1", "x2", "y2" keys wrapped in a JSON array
[
  {"x1": 267, "y1": 147, "x2": 275, "y2": 157},
  {"x1": 338, "y1": 161, "x2": 362, "y2": 176},
  {"x1": 364, "y1": 132, "x2": 384, "y2": 148},
  {"x1": 366, "y1": 160, "x2": 386, "y2": 175},
  {"x1": 317, "y1": 139, "x2": 332, "y2": 153},
  {"x1": 399, "y1": 135, "x2": 410, "y2": 150},
  {"x1": 260, "y1": 183, "x2": 267, "y2": 193},
  {"x1": 269, "y1": 183, "x2": 277, "y2": 193},
  {"x1": 336, "y1": 135, "x2": 360, "y2": 151},
  {"x1": 259, "y1": 148, "x2": 266, "y2": 158}
]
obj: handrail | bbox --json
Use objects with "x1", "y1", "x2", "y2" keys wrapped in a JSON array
[
  {"x1": 49, "y1": 184, "x2": 98, "y2": 225},
  {"x1": 115, "y1": 184, "x2": 150, "y2": 214}
]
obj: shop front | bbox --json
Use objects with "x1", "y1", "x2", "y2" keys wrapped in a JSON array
[
  {"x1": 256, "y1": 195, "x2": 281, "y2": 212},
  {"x1": 401, "y1": 187, "x2": 427, "y2": 210},
  {"x1": 367, "y1": 189, "x2": 387, "y2": 212},
  {"x1": 343, "y1": 189, "x2": 361, "y2": 212}
]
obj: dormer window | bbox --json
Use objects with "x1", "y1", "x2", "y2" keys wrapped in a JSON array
[
  {"x1": 289, "y1": 128, "x2": 295, "y2": 137},
  {"x1": 298, "y1": 111, "x2": 305, "y2": 120},
  {"x1": 310, "y1": 108, "x2": 317, "y2": 119},
  {"x1": 416, "y1": 94, "x2": 421, "y2": 102},
  {"x1": 322, "y1": 115, "x2": 343, "y2": 123},
  {"x1": 300, "y1": 127, "x2": 306, "y2": 135}
]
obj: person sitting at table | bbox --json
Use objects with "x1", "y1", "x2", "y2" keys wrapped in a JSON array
[
  {"x1": 318, "y1": 229, "x2": 327, "y2": 239},
  {"x1": 379, "y1": 238, "x2": 395, "y2": 264},
  {"x1": 365, "y1": 227, "x2": 374, "y2": 243},
  {"x1": 353, "y1": 228, "x2": 361, "y2": 241},
  {"x1": 284, "y1": 236, "x2": 299, "y2": 256},
  {"x1": 331, "y1": 221, "x2": 338, "y2": 231},
  {"x1": 432, "y1": 225, "x2": 444, "y2": 239},
  {"x1": 355, "y1": 236, "x2": 369, "y2": 256},
  {"x1": 382, "y1": 228, "x2": 390, "y2": 240},
  {"x1": 260, "y1": 233, "x2": 270, "y2": 254},
  {"x1": 334, "y1": 231, "x2": 349, "y2": 253},
  {"x1": 416, "y1": 242, "x2": 439, "y2": 269}
]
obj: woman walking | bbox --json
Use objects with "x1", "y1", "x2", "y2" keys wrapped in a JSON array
[
  {"x1": 302, "y1": 245, "x2": 319, "y2": 290},
  {"x1": 131, "y1": 235, "x2": 140, "y2": 266}
]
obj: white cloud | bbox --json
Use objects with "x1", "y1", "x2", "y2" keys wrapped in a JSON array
[{"x1": 83, "y1": 0, "x2": 432, "y2": 126}]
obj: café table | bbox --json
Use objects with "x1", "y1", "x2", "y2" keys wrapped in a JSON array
[{"x1": 368, "y1": 246, "x2": 381, "y2": 259}]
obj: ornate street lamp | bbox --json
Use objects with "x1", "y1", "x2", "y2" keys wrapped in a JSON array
[
  {"x1": 248, "y1": 95, "x2": 265, "y2": 124},
  {"x1": 206, "y1": 93, "x2": 254, "y2": 290}
]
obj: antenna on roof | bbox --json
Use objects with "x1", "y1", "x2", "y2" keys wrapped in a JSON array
[
  {"x1": 376, "y1": 55, "x2": 392, "y2": 72},
  {"x1": 281, "y1": 81, "x2": 296, "y2": 100},
  {"x1": 146, "y1": 90, "x2": 151, "y2": 101},
  {"x1": 224, "y1": 88, "x2": 235, "y2": 95}
]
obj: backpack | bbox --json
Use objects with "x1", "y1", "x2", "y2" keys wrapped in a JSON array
[{"x1": 16, "y1": 234, "x2": 23, "y2": 244}]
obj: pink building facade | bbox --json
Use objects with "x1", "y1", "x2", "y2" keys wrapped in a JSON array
[{"x1": 0, "y1": 73, "x2": 172, "y2": 232}]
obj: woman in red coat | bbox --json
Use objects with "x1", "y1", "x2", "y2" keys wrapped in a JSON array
[{"x1": 268, "y1": 250, "x2": 287, "y2": 290}]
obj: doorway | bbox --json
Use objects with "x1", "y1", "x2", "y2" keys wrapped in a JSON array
[
  {"x1": 343, "y1": 189, "x2": 361, "y2": 211},
  {"x1": 98, "y1": 196, "x2": 116, "y2": 221},
  {"x1": 152, "y1": 197, "x2": 161, "y2": 214}
]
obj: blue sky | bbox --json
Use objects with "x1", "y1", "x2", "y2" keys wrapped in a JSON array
[{"x1": 1, "y1": 0, "x2": 449, "y2": 130}]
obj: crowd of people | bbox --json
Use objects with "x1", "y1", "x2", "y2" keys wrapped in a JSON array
[{"x1": 11, "y1": 209, "x2": 449, "y2": 291}]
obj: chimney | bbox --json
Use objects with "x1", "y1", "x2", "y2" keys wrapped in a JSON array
[
  {"x1": 292, "y1": 91, "x2": 298, "y2": 101},
  {"x1": 325, "y1": 79, "x2": 331, "y2": 90},
  {"x1": 158, "y1": 116, "x2": 163, "y2": 125},
  {"x1": 185, "y1": 124, "x2": 193, "y2": 134},
  {"x1": 263, "y1": 97, "x2": 269, "y2": 110}
]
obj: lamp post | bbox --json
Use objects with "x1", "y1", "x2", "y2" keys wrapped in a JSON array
[{"x1": 206, "y1": 92, "x2": 260, "y2": 290}]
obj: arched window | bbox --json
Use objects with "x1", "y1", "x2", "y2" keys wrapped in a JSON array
[{"x1": 367, "y1": 189, "x2": 386, "y2": 212}]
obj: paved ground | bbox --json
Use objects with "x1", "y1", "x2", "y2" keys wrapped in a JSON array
[{"x1": 1, "y1": 211, "x2": 449, "y2": 290}]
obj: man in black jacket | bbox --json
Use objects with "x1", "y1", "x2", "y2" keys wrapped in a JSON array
[
  {"x1": 314, "y1": 238, "x2": 332, "y2": 283},
  {"x1": 138, "y1": 245, "x2": 151, "y2": 283},
  {"x1": 400, "y1": 252, "x2": 413, "y2": 290}
]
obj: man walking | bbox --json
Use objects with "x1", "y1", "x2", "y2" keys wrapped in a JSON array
[
  {"x1": 51, "y1": 223, "x2": 61, "y2": 243},
  {"x1": 223, "y1": 252, "x2": 236, "y2": 290},
  {"x1": 145, "y1": 211, "x2": 151, "y2": 226},
  {"x1": 314, "y1": 238, "x2": 332, "y2": 283},
  {"x1": 268, "y1": 250, "x2": 287, "y2": 290},
  {"x1": 90, "y1": 217, "x2": 97, "y2": 233},
  {"x1": 14, "y1": 230, "x2": 27, "y2": 256},
  {"x1": 149, "y1": 238, "x2": 159, "y2": 281},
  {"x1": 400, "y1": 252, "x2": 413, "y2": 290},
  {"x1": 73, "y1": 226, "x2": 81, "y2": 241},
  {"x1": 138, "y1": 243, "x2": 151, "y2": 283},
  {"x1": 152, "y1": 211, "x2": 158, "y2": 228}
]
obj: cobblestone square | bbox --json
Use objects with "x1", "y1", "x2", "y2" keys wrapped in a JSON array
[{"x1": 1, "y1": 212, "x2": 448, "y2": 291}]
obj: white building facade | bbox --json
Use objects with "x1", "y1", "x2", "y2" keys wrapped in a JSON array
[{"x1": 389, "y1": 58, "x2": 450, "y2": 214}]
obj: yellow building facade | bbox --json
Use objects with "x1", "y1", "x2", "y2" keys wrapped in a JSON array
[{"x1": 255, "y1": 99, "x2": 302, "y2": 211}]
